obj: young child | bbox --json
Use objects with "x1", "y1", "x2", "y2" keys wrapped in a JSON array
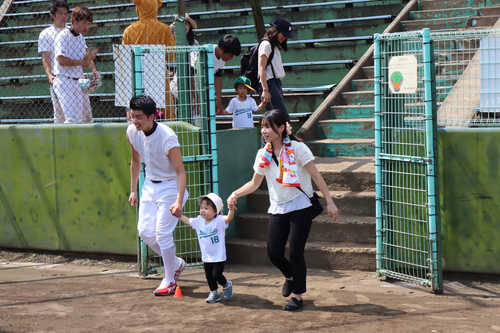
[
  {"x1": 222, "y1": 76, "x2": 266, "y2": 128},
  {"x1": 179, "y1": 193, "x2": 235, "y2": 303}
]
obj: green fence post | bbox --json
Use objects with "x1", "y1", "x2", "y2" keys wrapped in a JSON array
[
  {"x1": 133, "y1": 46, "x2": 144, "y2": 97},
  {"x1": 374, "y1": 33, "x2": 384, "y2": 276},
  {"x1": 421, "y1": 28, "x2": 443, "y2": 293},
  {"x1": 204, "y1": 44, "x2": 219, "y2": 195}
]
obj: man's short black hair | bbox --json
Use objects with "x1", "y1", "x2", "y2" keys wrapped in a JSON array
[
  {"x1": 218, "y1": 35, "x2": 241, "y2": 56},
  {"x1": 50, "y1": 0, "x2": 69, "y2": 17},
  {"x1": 129, "y1": 95, "x2": 156, "y2": 117}
]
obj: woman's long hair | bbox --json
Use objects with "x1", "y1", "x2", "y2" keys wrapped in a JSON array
[
  {"x1": 261, "y1": 109, "x2": 298, "y2": 141},
  {"x1": 264, "y1": 27, "x2": 289, "y2": 52},
  {"x1": 187, "y1": 26, "x2": 196, "y2": 45}
]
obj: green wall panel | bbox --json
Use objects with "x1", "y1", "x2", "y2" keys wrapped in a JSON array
[
  {"x1": 439, "y1": 128, "x2": 500, "y2": 274},
  {"x1": 52, "y1": 123, "x2": 135, "y2": 254},
  {"x1": 216, "y1": 127, "x2": 259, "y2": 239},
  {"x1": 0, "y1": 125, "x2": 58, "y2": 249}
]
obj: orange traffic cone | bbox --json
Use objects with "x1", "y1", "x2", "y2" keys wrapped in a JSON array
[{"x1": 174, "y1": 286, "x2": 183, "y2": 298}]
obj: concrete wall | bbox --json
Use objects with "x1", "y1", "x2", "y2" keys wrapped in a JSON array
[
  {"x1": 439, "y1": 128, "x2": 500, "y2": 274},
  {"x1": 0, "y1": 124, "x2": 258, "y2": 255}
]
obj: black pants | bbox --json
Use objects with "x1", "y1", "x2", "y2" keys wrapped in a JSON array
[
  {"x1": 267, "y1": 207, "x2": 313, "y2": 295},
  {"x1": 204, "y1": 262, "x2": 227, "y2": 291}
]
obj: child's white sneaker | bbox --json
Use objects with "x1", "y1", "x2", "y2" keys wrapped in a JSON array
[
  {"x1": 205, "y1": 290, "x2": 221, "y2": 303},
  {"x1": 222, "y1": 280, "x2": 233, "y2": 300}
]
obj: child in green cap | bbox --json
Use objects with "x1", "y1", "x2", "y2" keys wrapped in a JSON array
[{"x1": 221, "y1": 76, "x2": 266, "y2": 128}]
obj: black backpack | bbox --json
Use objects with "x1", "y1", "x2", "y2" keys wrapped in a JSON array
[{"x1": 240, "y1": 37, "x2": 276, "y2": 92}]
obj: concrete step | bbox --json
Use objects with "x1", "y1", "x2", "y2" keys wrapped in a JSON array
[
  {"x1": 341, "y1": 90, "x2": 374, "y2": 105},
  {"x1": 402, "y1": 15, "x2": 498, "y2": 31},
  {"x1": 410, "y1": 7, "x2": 478, "y2": 20},
  {"x1": 363, "y1": 66, "x2": 375, "y2": 78},
  {"x1": 418, "y1": 0, "x2": 487, "y2": 11},
  {"x1": 315, "y1": 156, "x2": 375, "y2": 191},
  {"x1": 248, "y1": 189, "x2": 375, "y2": 216},
  {"x1": 307, "y1": 138, "x2": 375, "y2": 157},
  {"x1": 331, "y1": 105, "x2": 374, "y2": 119},
  {"x1": 235, "y1": 212, "x2": 376, "y2": 244},
  {"x1": 352, "y1": 78, "x2": 374, "y2": 91},
  {"x1": 226, "y1": 238, "x2": 376, "y2": 271},
  {"x1": 318, "y1": 118, "x2": 374, "y2": 139}
]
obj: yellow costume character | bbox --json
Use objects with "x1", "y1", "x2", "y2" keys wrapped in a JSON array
[{"x1": 123, "y1": 0, "x2": 176, "y2": 119}]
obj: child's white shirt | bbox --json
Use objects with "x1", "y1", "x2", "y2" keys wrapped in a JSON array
[
  {"x1": 225, "y1": 96, "x2": 259, "y2": 128},
  {"x1": 189, "y1": 215, "x2": 229, "y2": 263}
]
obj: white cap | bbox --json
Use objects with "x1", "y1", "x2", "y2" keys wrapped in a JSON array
[{"x1": 197, "y1": 193, "x2": 224, "y2": 215}]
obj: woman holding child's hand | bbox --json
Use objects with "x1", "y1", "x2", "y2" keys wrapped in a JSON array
[{"x1": 227, "y1": 109, "x2": 338, "y2": 312}]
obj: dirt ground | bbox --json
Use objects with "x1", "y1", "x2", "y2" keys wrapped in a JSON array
[{"x1": 1, "y1": 251, "x2": 500, "y2": 333}]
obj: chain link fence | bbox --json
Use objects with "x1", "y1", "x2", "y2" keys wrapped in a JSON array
[
  {"x1": 431, "y1": 29, "x2": 500, "y2": 127},
  {"x1": 0, "y1": 0, "x2": 187, "y2": 124}
]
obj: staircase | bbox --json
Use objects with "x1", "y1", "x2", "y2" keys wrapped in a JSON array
[
  {"x1": 303, "y1": 0, "x2": 500, "y2": 157},
  {"x1": 227, "y1": 156, "x2": 377, "y2": 271}
]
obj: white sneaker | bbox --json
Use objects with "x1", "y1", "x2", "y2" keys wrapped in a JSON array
[
  {"x1": 205, "y1": 291, "x2": 221, "y2": 303},
  {"x1": 222, "y1": 280, "x2": 233, "y2": 300},
  {"x1": 154, "y1": 279, "x2": 177, "y2": 296},
  {"x1": 174, "y1": 258, "x2": 186, "y2": 283}
]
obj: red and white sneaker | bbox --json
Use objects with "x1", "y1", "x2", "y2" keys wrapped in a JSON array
[
  {"x1": 174, "y1": 258, "x2": 186, "y2": 283},
  {"x1": 154, "y1": 279, "x2": 177, "y2": 296}
]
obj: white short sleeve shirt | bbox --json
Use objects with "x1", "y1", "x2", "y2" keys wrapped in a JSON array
[
  {"x1": 258, "y1": 40, "x2": 285, "y2": 81},
  {"x1": 54, "y1": 27, "x2": 87, "y2": 78},
  {"x1": 126, "y1": 123, "x2": 180, "y2": 181},
  {"x1": 225, "y1": 96, "x2": 259, "y2": 128},
  {"x1": 213, "y1": 44, "x2": 226, "y2": 75},
  {"x1": 38, "y1": 26, "x2": 65, "y2": 75},
  {"x1": 189, "y1": 215, "x2": 229, "y2": 263}
]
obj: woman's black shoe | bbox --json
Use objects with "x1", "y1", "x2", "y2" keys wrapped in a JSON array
[
  {"x1": 285, "y1": 297, "x2": 303, "y2": 311},
  {"x1": 282, "y1": 279, "x2": 293, "y2": 297}
]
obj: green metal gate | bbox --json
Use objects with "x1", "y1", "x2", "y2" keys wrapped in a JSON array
[
  {"x1": 374, "y1": 29, "x2": 443, "y2": 292},
  {"x1": 127, "y1": 45, "x2": 218, "y2": 275}
]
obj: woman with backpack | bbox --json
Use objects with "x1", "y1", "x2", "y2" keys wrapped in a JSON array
[{"x1": 258, "y1": 18, "x2": 293, "y2": 123}]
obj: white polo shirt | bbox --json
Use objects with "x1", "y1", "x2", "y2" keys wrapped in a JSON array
[
  {"x1": 54, "y1": 27, "x2": 87, "y2": 78},
  {"x1": 126, "y1": 122, "x2": 180, "y2": 181},
  {"x1": 38, "y1": 26, "x2": 65, "y2": 75}
]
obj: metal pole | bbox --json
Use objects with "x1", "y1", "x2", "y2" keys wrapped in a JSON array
[
  {"x1": 250, "y1": 0, "x2": 266, "y2": 41},
  {"x1": 374, "y1": 33, "x2": 384, "y2": 277},
  {"x1": 421, "y1": 28, "x2": 443, "y2": 293},
  {"x1": 176, "y1": 0, "x2": 190, "y2": 120},
  {"x1": 133, "y1": 46, "x2": 143, "y2": 97},
  {"x1": 205, "y1": 44, "x2": 219, "y2": 195}
]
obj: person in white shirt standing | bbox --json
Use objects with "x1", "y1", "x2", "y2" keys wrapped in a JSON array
[
  {"x1": 38, "y1": 0, "x2": 69, "y2": 123},
  {"x1": 53, "y1": 6, "x2": 98, "y2": 123},
  {"x1": 127, "y1": 95, "x2": 189, "y2": 296},
  {"x1": 221, "y1": 76, "x2": 266, "y2": 128}
]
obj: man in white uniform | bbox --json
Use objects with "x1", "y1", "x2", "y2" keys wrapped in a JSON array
[
  {"x1": 38, "y1": 0, "x2": 69, "y2": 123},
  {"x1": 127, "y1": 95, "x2": 189, "y2": 296},
  {"x1": 53, "y1": 6, "x2": 98, "y2": 123}
]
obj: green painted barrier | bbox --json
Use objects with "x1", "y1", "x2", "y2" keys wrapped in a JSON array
[
  {"x1": 439, "y1": 128, "x2": 500, "y2": 274},
  {"x1": 0, "y1": 123, "x2": 136, "y2": 254}
]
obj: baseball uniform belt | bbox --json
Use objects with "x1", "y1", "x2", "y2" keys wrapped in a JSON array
[{"x1": 56, "y1": 75, "x2": 79, "y2": 81}]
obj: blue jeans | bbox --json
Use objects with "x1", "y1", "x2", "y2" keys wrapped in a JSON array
[{"x1": 260, "y1": 78, "x2": 290, "y2": 123}]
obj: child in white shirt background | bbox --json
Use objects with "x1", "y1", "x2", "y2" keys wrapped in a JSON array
[
  {"x1": 180, "y1": 193, "x2": 235, "y2": 303},
  {"x1": 222, "y1": 76, "x2": 266, "y2": 128}
]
